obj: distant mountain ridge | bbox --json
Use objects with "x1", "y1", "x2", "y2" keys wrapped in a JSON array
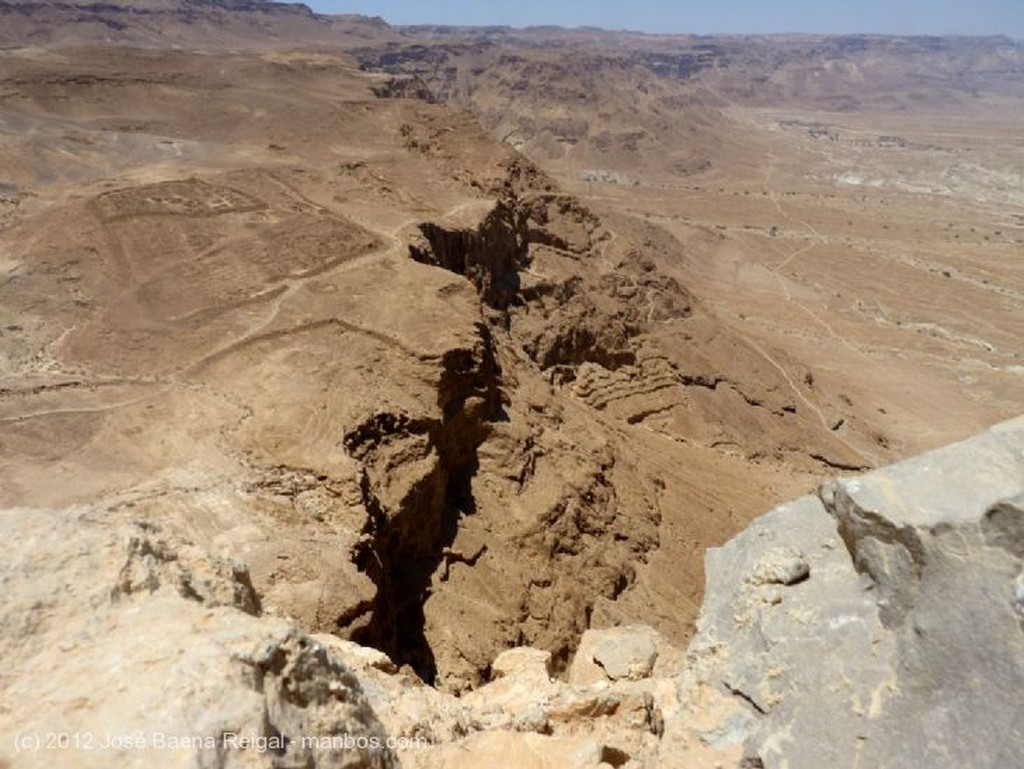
[
  {"x1": 3, "y1": 1, "x2": 1021, "y2": 54},
  {"x1": 3, "y1": 0, "x2": 303, "y2": 9},
  {"x1": 0, "y1": 0, "x2": 398, "y2": 49}
]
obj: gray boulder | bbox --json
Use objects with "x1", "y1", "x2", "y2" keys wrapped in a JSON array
[{"x1": 688, "y1": 416, "x2": 1024, "y2": 769}]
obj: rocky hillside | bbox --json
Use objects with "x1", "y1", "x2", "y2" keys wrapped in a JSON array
[
  {"x1": 3, "y1": 418, "x2": 1021, "y2": 768},
  {"x1": 0, "y1": 0, "x2": 399, "y2": 49}
]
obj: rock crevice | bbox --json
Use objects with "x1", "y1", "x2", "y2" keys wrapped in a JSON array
[{"x1": 342, "y1": 326, "x2": 505, "y2": 684}]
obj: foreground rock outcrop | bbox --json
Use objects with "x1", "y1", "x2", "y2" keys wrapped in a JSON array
[
  {"x1": 0, "y1": 510, "x2": 396, "y2": 769},
  {"x1": 3, "y1": 418, "x2": 1021, "y2": 768},
  {"x1": 680, "y1": 415, "x2": 1024, "y2": 769}
]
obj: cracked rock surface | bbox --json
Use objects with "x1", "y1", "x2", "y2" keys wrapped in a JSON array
[{"x1": 686, "y1": 415, "x2": 1024, "y2": 769}]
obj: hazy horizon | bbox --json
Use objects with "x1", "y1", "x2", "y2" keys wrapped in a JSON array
[{"x1": 307, "y1": 1, "x2": 1024, "y2": 39}]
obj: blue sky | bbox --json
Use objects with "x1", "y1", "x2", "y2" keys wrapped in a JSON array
[{"x1": 307, "y1": 1, "x2": 1024, "y2": 38}]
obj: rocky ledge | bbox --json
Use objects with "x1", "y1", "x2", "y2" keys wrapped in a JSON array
[{"x1": 1, "y1": 417, "x2": 1021, "y2": 768}]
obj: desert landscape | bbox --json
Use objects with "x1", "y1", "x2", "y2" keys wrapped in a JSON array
[{"x1": 0, "y1": 2, "x2": 1021, "y2": 768}]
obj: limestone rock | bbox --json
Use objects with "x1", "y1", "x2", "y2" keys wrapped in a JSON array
[
  {"x1": 491, "y1": 647, "x2": 555, "y2": 684},
  {"x1": 0, "y1": 508, "x2": 395, "y2": 769},
  {"x1": 568, "y1": 625, "x2": 663, "y2": 686},
  {"x1": 687, "y1": 415, "x2": 1024, "y2": 769},
  {"x1": 746, "y1": 545, "x2": 810, "y2": 586},
  {"x1": 315, "y1": 635, "x2": 400, "y2": 675}
]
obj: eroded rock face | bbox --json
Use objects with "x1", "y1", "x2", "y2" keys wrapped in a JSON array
[{"x1": 686, "y1": 415, "x2": 1024, "y2": 769}]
